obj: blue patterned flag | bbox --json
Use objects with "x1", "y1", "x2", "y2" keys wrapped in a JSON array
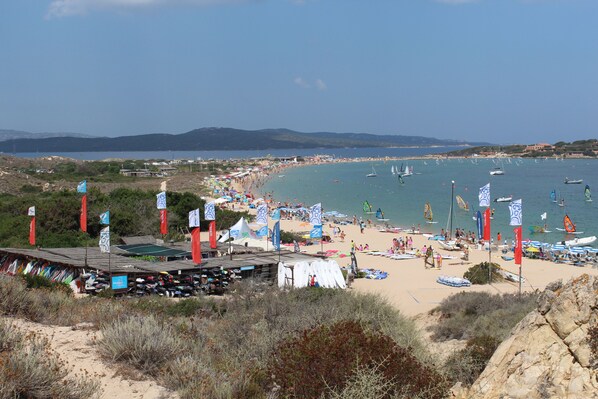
[
  {"x1": 77, "y1": 180, "x2": 87, "y2": 194},
  {"x1": 310, "y1": 225, "x2": 323, "y2": 238},
  {"x1": 256, "y1": 226, "x2": 268, "y2": 237},
  {"x1": 189, "y1": 209, "x2": 200, "y2": 228},
  {"x1": 99, "y1": 226, "x2": 110, "y2": 253},
  {"x1": 476, "y1": 210, "x2": 483, "y2": 239},
  {"x1": 271, "y1": 208, "x2": 281, "y2": 221},
  {"x1": 509, "y1": 199, "x2": 522, "y2": 226},
  {"x1": 99, "y1": 211, "x2": 110, "y2": 225},
  {"x1": 309, "y1": 203, "x2": 322, "y2": 226},
  {"x1": 156, "y1": 191, "x2": 167, "y2": 210},
  {"x1": 204, "y1": 202, "x2": 216, "y2": 221},
  {"x1": 272, "y1": 221, "x2": 280, "y2": 251},
  {"x1": 479, "y1": 183, "x2": 490, "y2": 207},
  {"x1": 256, "y1": 204, "x2": 268, "y2": 225}
]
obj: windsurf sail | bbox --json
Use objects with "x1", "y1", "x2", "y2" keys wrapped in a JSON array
[
  {"x1": 398, "y1": 175, "x2": 404, "y2": 184},
  {"x1": 456, "y1": 195, "x2": 469, "y2": 211},
  {"x1": 550, "y1": 189, "x2": 557, "y2": 203},
  {"x1": 375, "y1": 208, "x2": 383, "y2": 219},
  {"x1": 585, "y1": 185, "x2": 592, "y2": 202},
  {"x1": 563, "y1": 214, "x2": 576, "y2": 233},
  {"x1": 424, "y1": 202, "x2": 433, "y2": 222},
  {"x1": 363, "y1": 201, "x2": 372, "y2": 213}
]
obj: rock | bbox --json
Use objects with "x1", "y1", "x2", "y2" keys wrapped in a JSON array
[
  {"x1": 72, "y1": 322, "x2": 95, "y2": 330},
  {"x1": 469, "y1": 274, "x2": 598, "y2": 399}
]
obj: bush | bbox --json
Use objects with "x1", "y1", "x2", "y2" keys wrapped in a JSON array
[
  {"x1": 589, "y1": 323, "x2": 598, "y2": 368},
  {"x1": 20, "y1": 274, "x2": 73, "y2": 296},
  {"x1": 431, "y1": 291, "x2": 538, "y2": 341},
  {"x1": 444, "y1": 335, "x2": 501, "y2": 385},
  {"x1": 98, "y1": 315, "x2": 184, "y2": 376},
  {"x1": 280, "y1": 230, "x2": 302, "y2": 244},
  {"x1": 463, "y1": 262, "x2": 503, "y2": 285},
  {"x1": 0, "y1": 324, "x2": 100, "y2": 399},
  {"x1": 267, "y1": 320, "x2": 447, "y2": 399}
]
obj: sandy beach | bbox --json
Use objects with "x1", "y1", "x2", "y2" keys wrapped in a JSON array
[{"x1": 220, "y1": 170, "x2": 598, "y2": 317}]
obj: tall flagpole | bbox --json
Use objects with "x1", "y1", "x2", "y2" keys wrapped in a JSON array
[
  {"x1": 450, "y1": 181, "x2": 455, "y2": 239},
  {"x1": 488, "y1": 206, "x2": 492, "y2": 284}
]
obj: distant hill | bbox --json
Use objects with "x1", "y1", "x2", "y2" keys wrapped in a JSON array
[
  {"x1": 0, "y1": 129, "x2": 96, "y2": 142},
  {"x1": 0, "y1": 127, "x2": 489, "y2": 152}
]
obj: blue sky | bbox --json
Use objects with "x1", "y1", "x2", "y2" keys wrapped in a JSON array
[{"x1": 1, "y1": 0, "x2": 597, "y2": 144}]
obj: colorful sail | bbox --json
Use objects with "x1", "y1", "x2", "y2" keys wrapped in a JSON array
[
  {"x1": 424, "y1": 202, "x2": 433, "y2": 221},
  {"x1": 363, "y1": 201, "x2": 372, "y2": 213},
  {"x1": 563, "y1": 214, "x2": 576, "y2": 233},
  {"x1": 550, "y1": 189, "x2": 557, "y2": 203},
  {"x1": 375, "y1": 208, "x2": 383, "y2": 219},
  {"x1": 456, "y1": 195, "x2": 469, "y2": 211},
  {"x1": 585, "y1": 185, "x2": 592, "y2": 202}
]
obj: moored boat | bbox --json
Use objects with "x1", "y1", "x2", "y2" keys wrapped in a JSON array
[{"x1": 564, "y1": 178, "x2": 583, "y2": 184}]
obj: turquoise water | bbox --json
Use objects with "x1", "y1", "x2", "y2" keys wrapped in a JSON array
[{"x1": 262, "y1": 158, "x2": 598, "y2": 244}]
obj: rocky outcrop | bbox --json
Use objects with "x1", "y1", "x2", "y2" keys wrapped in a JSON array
[{"x1": 468, "y1": 274, "x2": 598, "y2": 399}]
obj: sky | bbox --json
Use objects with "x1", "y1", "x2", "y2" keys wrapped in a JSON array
[{"x1": 1, "y1": 0, "x2": 598, "y2": 144}]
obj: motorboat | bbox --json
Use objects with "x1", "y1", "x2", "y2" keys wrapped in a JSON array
[
  {"x1": 494, "y1": 196, "x2": 512, "y2": 203},
  {"x1": 490, "y1": 167, "x2": 504, "y2": 176},
  {"x1": 564, "y1": 178, "x2": 583, "y2": 184},
  {"x1": 559, "y1": 236, "x2": 597, "y2": 246}
]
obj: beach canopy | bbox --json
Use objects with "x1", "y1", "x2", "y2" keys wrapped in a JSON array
[{"x1": 218, "y1": 217, "x2": 257, "y2": 242}]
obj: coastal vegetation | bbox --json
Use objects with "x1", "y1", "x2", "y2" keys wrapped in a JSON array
[
  {"x1": 445, "y1": 139, "x2": 598, "y2": 158},
  {"x1": 0, "y1": 275, "x2": 449, "y2": 398},
  {"x1": 0, "y1": 188, "x2": 248, "y2": 247}
]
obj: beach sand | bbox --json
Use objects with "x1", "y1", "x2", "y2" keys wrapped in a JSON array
[{"x1": 215, "y1": 170, "x2": 598, "y2": 317}]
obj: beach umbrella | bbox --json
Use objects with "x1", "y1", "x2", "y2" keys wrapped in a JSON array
[{"x1": 526, "y1": 247, "x2": 540, "y2": 253}]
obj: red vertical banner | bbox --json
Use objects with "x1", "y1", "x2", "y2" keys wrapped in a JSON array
[
  {"x1": 191, "y1": 227, "x2": 201, "y2": 263},
  {"x1": 160, "y1": 209, "x2": 168, "y2": 235},
  {"x1": 209, "y1": 220, "x2": 217, "y2": 249},
  {"x1": 483, "y1": 208, "x2": 491, "y2": 241},
  {"x1": 80, "y1": 194, "x2": 87, "y2": 233},
  {"x1": 514, "y1": 226, "x2": 522, "y2": 265},
  {"x1": 29, "y1": 217, "x2": 35, "y2": 246}
]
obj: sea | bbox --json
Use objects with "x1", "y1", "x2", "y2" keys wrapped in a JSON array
[{"x1": 261, "y1": 157, "x2": 598, "y2": 245}]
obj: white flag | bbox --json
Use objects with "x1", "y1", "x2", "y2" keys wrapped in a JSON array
[
  {"x1": 540, "y1": 212, "x2": 547, "y2": 221},
  {"x1": 309, "y1": 203, "x2": 322, "y2": 225},
  {"x1": 189, "y1": 209, "x2": 200, "y2": 228},
  {"x1": 509, "y1": 199, "x2": 522, "y2": 226},
  {"x1": 99, "y1": 227, "x2": 110, "y2": 253},
  {"x1": 256, "y1": 204, "x2": 268, "y2": 225},
  {"x1": 204, "y1": 202, "x2": 216, "y2": 221},
  {"x1": 27, "y1": 206, "x2": 35, "y2": 216},
  {"x1": 479, "y1": 183, "x2": 490, "y2": 207},
  {"x1": 156, "y1": 191, "x2": 167, "y2": 210}
]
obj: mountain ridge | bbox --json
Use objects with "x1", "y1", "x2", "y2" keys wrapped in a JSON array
[{"x1": 0, "y1": 127, "x2": 489, "y2": 152}]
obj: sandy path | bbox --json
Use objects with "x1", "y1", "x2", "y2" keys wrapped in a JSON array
[{"x1": 8, "y1": 318, "x2": 177, "y2": 399}]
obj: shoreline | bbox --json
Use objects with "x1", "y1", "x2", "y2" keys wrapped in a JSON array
[{"x1": 217, "y1": 163, "x2": 598, "y2": 318}]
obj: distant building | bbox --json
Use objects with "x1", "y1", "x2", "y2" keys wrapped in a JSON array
[{"x1": 524, "y1": 143, "x2": 553, "y2": 152}]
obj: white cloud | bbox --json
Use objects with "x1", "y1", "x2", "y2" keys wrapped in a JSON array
[
  {"x1": 46, "y1": 0, "x2": 251, "y2": 18},
  {"x1": 315, "y1": 79, "x2": 327, "y2": 91},
  {"x1": 293, "y1": 77, "x2": 311, "y2": 89}
]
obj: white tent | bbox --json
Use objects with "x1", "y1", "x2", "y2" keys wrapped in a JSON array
[{"x1": 218, "y1": 217, "x2": 258, "y2": 243}]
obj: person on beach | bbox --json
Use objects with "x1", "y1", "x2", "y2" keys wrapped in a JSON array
[
  {"x1": 340, "y1": 231, "x2": 346, "y2": 242},
  {"x1": 360, "y1": 222, "x2": 365, "y2": 234},
  {"x1": 497, "y1": 232, "x2": 502, "y2": 243},
  {"x1": 436, "y1": 253, "x2": 443, "y2": 269},
  {"x1": 424, "y1": 246, "x2": 434, "y2": 268},
  {"x1": 350, "y1": 240, "x2": 355, "y2": 253}
]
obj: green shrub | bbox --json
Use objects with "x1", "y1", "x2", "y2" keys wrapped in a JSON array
[
  {"x1": 267, "y1": 320, "x2": 447, "y2": 399},
  {"x1": 431, "y1": 291, "x2": 538, "y2": 341},
  {"x1": 20, "y1": 274, "x2": 73, "y2": 296},
  {"x1": 98, "y1": 315, "x2": 184, "y2": 376},
  {"x1": 280, "y1": 230, "x2": 302, "y2": 244},
  {"x1": 444, "y1": 335, "x2": 501, "y2": 386},
  {"x1": 463, "y1": 262, "x2": 503, "y2": 285},
  {"x1": 0, "y1": 326, "x2": 100, "y2": 399}
]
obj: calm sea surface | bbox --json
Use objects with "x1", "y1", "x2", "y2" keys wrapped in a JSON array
[
  {"x1": 262, "y1": 158, "x2": 598, "y2": 244},
  {"x1": 10, "y1": 146, "x2": 457, "y2": 161}
]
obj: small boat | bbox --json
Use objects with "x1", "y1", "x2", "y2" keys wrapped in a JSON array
[
  {"x1": 424, "y1": 202, "x2": 438, "y2": 224},
  {"x1": 490, "y1": 167, "x2": 504, "y2": 176},
  {"x1": 366, "y1": 166, "x2": 377, "y2": 178},
  {"x1": 278, "y1": 175, "x2": 285, "y2": 178},
  {"x1": 501, "y1": 255, "x2": 514, "y2": 261},
  {"x1": 564, "y1": 178, "x2": 583, "y2": 184},
  {"x1": 456, "y1": 195, "x2": 469, "y2": 211},
  {"x1": 585, "y1": 185, "x2": 592, "y2": 202},
  {"x1": 559, "y1": 236, "x2": 597, "y2": 246},
  {"x1": 558, "y1": 199, "x2": 565, "y2": 207},
  {"x1": 402, "y1": 165, "x2": 413, "y2": 177},
  {"x1": 438, "y1": 241, "x2": 459, "y2": 251},
  {"x1": 375, "y1": 208, "x2": 389, "y2": 221},
  {"x1": 494, "y1": 196, "x2": 512, "y2": 203}
]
